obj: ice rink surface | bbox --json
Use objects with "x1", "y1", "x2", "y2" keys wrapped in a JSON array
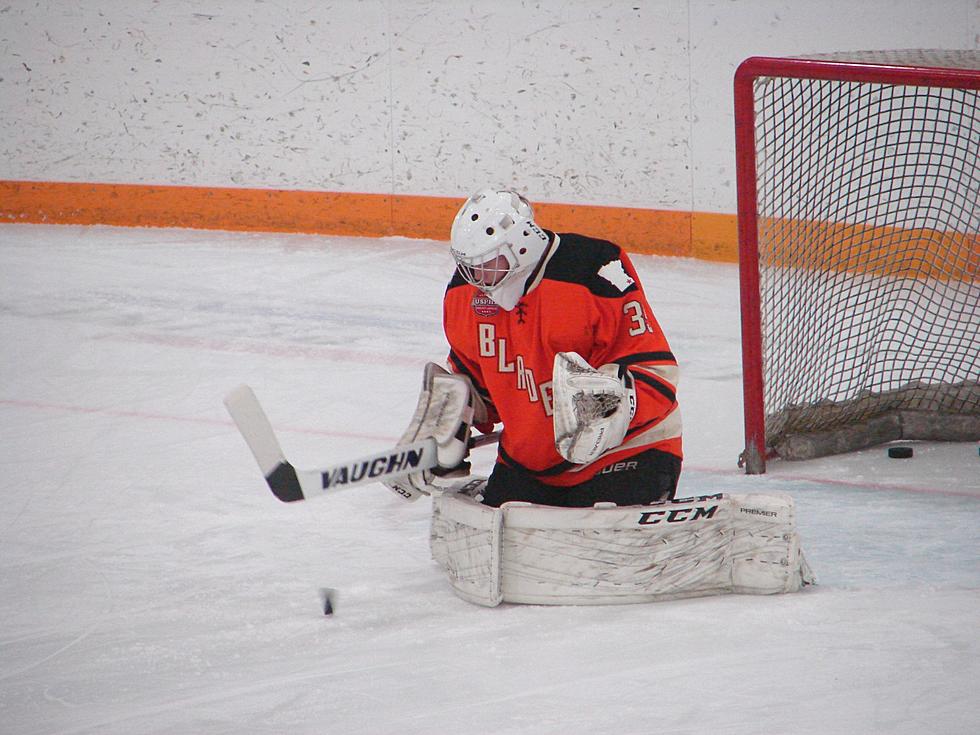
[{"x1": 1, "y1": 224, "x2": 977, "y2": 734}]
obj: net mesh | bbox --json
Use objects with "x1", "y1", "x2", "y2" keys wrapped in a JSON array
[{"x1": 752, "y1": 53, "x2": 980, "y2": 458}]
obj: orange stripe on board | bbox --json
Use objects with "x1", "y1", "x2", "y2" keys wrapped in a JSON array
[
  {"x1": 0, "y1": 180, "x2": 740, "y2": 262},
  {"x1": 761, "y1": 217, "x2": 980, "y2": 281}
]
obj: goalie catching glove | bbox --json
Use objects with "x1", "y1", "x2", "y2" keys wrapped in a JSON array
[
  {"x1": 552, "y1": 351, "x2": 636, "y2": 465},
  {"x1": 383, "y1": 363, "x2": 490, "y2": 500}
]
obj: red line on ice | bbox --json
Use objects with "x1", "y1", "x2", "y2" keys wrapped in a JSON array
[{"x1": 686, "y1": 463, "x2": 980, "y2": 499}]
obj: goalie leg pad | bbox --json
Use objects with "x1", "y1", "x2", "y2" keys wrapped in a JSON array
[
  {"x1": 429, "y1": 478, "x2": 500, "y2": 606},
  {"x1": 430, "y1": 492, "x2": 814, "y2": 606}
]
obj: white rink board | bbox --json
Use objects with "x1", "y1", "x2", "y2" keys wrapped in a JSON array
[{"x1": 1, "y1": 1, "x2": 975, "y2": 211}]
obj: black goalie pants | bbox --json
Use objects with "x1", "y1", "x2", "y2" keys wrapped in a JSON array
[{"x1": 481, "y1": 448, "x2": 682, "y2": 508}]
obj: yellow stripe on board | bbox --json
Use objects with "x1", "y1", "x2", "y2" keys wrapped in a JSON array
[{"x1": 0, "y1": 180, "x2": 740, "y2": 262}]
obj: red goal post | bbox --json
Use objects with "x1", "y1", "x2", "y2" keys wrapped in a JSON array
[{"x1": 734, "y1": 52, "x2": 979, "y2": 474}]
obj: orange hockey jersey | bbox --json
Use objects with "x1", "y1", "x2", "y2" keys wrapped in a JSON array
[{"x1": 444, "y1": 232, "x2": 682, "y2": 487}]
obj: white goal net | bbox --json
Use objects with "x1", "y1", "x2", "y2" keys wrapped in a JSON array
[{"x1": 735, "y1": 51, "x2": 979, "y2": 472}]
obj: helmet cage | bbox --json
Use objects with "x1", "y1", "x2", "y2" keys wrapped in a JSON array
[{"x1": 453, "y1": 241, "x2": 521, "y2": 291}]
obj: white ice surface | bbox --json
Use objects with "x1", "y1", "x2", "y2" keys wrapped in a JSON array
[{"x1": 1, "y1": 224, "x2": 977, "y2": 735}]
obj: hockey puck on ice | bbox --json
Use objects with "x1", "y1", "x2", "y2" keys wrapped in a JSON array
[
  {"x1": 318, "y1": 587, "x2": 336, "y2": 616},
  {"x1": 887, "y1": 446, "x2": 913, "y2": 459}
]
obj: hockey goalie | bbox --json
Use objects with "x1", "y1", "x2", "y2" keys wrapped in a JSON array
[
  {"x1": 382, "y1": 188, "x2": 815, "y2": 606},
  {"x1": 225, "y1": 188, "x2": 814, "y2": 606}
]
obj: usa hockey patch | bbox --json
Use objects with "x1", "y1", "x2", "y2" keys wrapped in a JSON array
[{"x1": 472, "y1": 294, "x2": 500, "y2": 317}]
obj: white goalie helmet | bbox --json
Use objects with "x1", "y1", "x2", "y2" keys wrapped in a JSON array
[{"x1": 450, "y1": 188, "x2": 551, "y2": 310}]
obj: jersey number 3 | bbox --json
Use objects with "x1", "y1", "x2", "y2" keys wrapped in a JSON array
[{"x1": 624, "y1": 300, "x2": 654, "y2": 336}]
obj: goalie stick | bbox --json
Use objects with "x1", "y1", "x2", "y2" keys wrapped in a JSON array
[{"x1": 224, "y1": 385, "x2": 498, "y2": 503}]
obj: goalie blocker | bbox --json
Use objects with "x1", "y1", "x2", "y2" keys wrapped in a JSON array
[
  {"x1": 383, "y1": 362, "x2": 490, "y2": 501},
  {"x1": 430, "y1": 484, "x2": 815, "y2": 607}
]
